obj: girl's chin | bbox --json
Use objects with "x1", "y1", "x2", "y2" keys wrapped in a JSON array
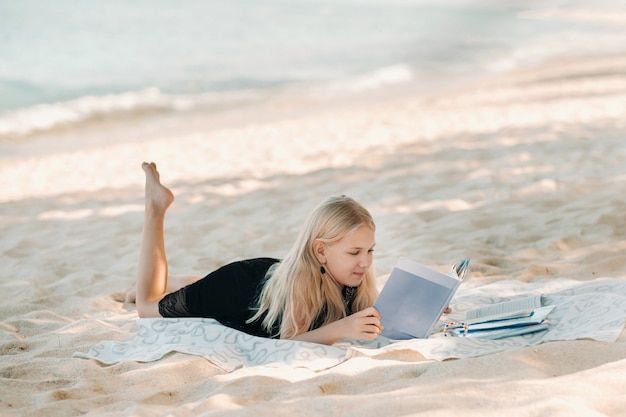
[
  {"x1": 348, "y1": 274, "x2": 365, "y2": 286},
  {"x1": 331, "y1": 272, "x2": 365, "y2": 287}
]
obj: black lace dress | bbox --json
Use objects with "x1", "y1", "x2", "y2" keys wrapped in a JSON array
[{"x1": 158, "y1": 258, "x2": 359, "y2": 339}]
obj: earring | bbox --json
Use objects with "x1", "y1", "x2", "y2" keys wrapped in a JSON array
[{"x1": 320, "y1": 265, "x2": 326, "y2": 274}]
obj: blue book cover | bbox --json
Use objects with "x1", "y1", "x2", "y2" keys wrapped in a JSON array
[{"x1": 374, "y1": 258, "x2": 468, "y2": 340}]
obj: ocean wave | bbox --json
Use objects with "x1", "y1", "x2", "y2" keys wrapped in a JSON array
[
  {"x1": 0, "y1": 88, "x2": 217, "y2": 139},
  {"x1": 320, "y1": 64, "x2": 415, "y2": 93},
  {"x1": 0, "y1": 64, "x2": 416, "y2": 140}
]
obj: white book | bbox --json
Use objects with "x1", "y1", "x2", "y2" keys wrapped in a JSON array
[
  {"x1": 374, "y1": 257, "x2": 469, "y2": 340},
  {"x1": 465, "y1": 295, "x2": 545, "y2": 321}
]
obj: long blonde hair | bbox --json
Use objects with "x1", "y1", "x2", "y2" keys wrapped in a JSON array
[{"x1": 250, "y1": 195, "x2": 378, "y2": 338}]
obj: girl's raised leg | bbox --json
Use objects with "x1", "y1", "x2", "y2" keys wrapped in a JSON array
[{"x1": 135, "y1": 162, "x2": 175, "y2": 317}]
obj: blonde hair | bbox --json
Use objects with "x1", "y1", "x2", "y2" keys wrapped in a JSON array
[{"x1": 249, "y1": 195, "x2": 378, "y2": 338}]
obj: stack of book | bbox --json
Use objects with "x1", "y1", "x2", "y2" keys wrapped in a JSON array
[{"x1": 444, "y1": 295, "x2": 555, "y2": 339}]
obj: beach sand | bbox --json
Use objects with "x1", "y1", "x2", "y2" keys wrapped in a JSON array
[{"x1": 1, "y1": 54, "x2": 626, "y2": 416}]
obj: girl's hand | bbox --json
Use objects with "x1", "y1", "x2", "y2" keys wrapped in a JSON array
[
  {"x1": 286, "y1": 306, "x2": 384, "y2": 345},
  {"x1": 336, "y1": 307, "x2": 383, "y2": 340}
]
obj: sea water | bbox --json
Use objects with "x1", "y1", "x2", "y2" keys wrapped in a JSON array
[{"x1": 1, "y1": 0, "x2": 625, "y2": 144}]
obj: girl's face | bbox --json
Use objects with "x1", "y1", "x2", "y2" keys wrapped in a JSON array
[{"x1": 321, "y1": 225, "x2": 376, "y2": 288}]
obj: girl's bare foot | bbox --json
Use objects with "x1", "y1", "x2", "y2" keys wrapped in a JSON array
[{"x1": 142, "y1": 162, "x2": 174, "y2": 212}]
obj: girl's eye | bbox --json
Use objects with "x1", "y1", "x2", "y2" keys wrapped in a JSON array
[{"x1": 349, "y1": 249, "x2": 374, "y2": 255}]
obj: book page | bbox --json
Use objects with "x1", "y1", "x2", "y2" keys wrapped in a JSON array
[{"x1": 466, "y1": 295, "x2": 543, "y2": 320}]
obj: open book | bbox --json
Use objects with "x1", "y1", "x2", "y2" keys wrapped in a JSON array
[
  {"x1": 444, "y1": 295, "x2": 555, "y2": 339},
  {"x1": 374, "y1": 257, "x2": 470, "y2": 340}
]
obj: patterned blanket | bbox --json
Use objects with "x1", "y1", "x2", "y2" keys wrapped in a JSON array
[{"x1": 74, "y1": 278, "x2": 626, "y2": 372}]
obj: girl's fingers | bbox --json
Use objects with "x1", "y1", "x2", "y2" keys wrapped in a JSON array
[
  {"x1": 365, "y1": 306, "x2": 381, "y2": 318},
  {"x1": 362, "y1": 316, "x2": 383, "y2": 333},
  {"x1": 349, "y1": 307, "x2": 383, "y2": 338}
]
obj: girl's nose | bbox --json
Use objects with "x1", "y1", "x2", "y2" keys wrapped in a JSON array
[{"x1": 360, "y1": 253, "x2": 372, "y2": 267}]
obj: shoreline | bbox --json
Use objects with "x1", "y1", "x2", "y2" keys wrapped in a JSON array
[{"x1": 0, "y1": 62, "x2": 477, "y2": 162}]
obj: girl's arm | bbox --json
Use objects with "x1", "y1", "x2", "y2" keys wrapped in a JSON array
[{"x1": 286, "y1": 307, "x2": 383, "y2": 345}]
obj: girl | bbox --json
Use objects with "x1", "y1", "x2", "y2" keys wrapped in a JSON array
[{"x1": 130, "y1": 162, "x2": 383, "y2": 345}]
